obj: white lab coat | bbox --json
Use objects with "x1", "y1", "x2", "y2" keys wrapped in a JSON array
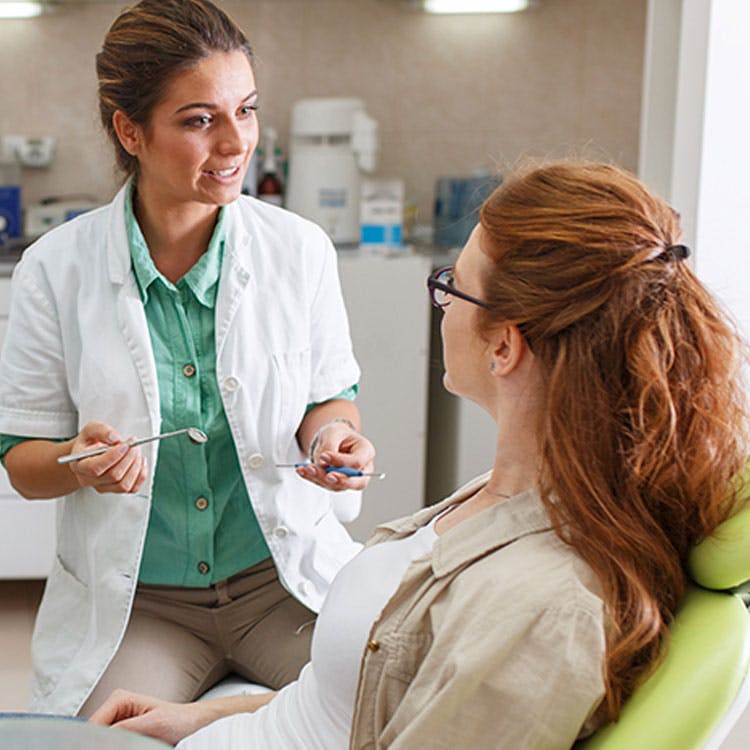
[{"x1": 0, "y1": 184, "x2": 363, "y2": 715}]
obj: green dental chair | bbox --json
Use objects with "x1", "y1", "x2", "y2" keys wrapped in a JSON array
[{"x1": 579, "y1": 468, "x2": 750, "y2": 750}]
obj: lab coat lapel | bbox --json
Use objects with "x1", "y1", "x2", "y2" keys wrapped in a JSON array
[
  {"x1": 116, "y1": 276, "x2": 160, "y2": 430},
  {"x1": 216, "y1": 208, "x2": 252, "y2": 359},
  {"x1": 105, "y1": 184, "x2": 160, "y2": 432}
]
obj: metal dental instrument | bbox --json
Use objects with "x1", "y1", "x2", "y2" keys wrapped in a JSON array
[
  {"x1": 57, "y1": 427, "x2": 208, "y2": 464},
  {"x1": 276, "y1": 462, "x2": 386, "y2": 479}
]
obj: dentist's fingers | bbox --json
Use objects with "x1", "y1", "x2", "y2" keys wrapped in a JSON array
[
  {"x1": 296, "y1": 462, "x2": 371, "y2": 492},
  {"x1": 96, "y1": 452, "x2": 148, "y2": 495},
  {"x1": 71, "y1": 443, "x2": 146, "y2": 495}
]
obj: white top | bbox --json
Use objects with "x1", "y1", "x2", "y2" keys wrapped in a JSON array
[
  {"x1": 0, "y1": 184, "x2": 362, "y2": 714},
  {"x1": 178, "y1": 517, "x2": 440, "y2": 750}
]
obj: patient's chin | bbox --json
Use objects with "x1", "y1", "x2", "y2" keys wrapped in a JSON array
[{"x1": 442, "y1": 372, "x2": 457, "y2": 396}]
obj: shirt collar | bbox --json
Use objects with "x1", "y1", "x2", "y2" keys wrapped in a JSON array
[
  {"x1": 125, "y1": 182, "x2": 225, "y2": 307},
  {"x1": 431, "y1": 485, "x2": 553, "y2": 578},
  {"x1": 370, "y1": 472, "x2": 553, "y2": 578}
]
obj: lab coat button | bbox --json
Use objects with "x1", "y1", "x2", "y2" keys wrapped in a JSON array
[
  {"x1": 223, "y1": 376, "x2": 240, "y2": 392},
  {"x1": 195, "y1": 497, "x2": 209, "y2": 511},
  {"x1": 197, "y1": 561, "x2": 210, "y2": 575},
  {"x1": 183, "y1": 363, "x2": 196, "y2": 378},
  {"x1": 298, "y1": 581, "x2": 309, "y2": 595},
  {"x1": 273, "y1": 526, "x2": 289, "y2": 538},
  {"x1": 248, "y1": 453, "x2": 265, "y2": 469}
]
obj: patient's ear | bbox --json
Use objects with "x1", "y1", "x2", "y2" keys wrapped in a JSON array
[
  {"x1": 488, "y1": 324, "x2": 530, "y2": 376},
  {"x1": 112, "y1": 110, "x2": 143, "y2": 157}
]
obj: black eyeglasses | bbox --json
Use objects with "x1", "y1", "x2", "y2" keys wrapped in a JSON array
[{"x1": 426, "y1": 265, "x2": 490, "y2": 309}]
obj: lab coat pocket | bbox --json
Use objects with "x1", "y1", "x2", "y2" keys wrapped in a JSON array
[
  {"x1": 272, "y1": 347, "x2": 311, "y2": 454},
  {"x1": 31, "y1": 556, "x2": 89, "y2": 698}
]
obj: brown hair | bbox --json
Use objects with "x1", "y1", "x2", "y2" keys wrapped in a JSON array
[
  {"x1": 478, "y1": 160, "x2": 749, "y2": 718},
  {"x1": 96, "y1": 0, "x2": 253, "y2": 176}
]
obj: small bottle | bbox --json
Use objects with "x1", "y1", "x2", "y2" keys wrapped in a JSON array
[
  {"x1": 274, "y1": 145, "x2": 286, "y2": 191},
  {"x1": 257, "y1": 128, "x2": 283, "y2": 206},
  {"x1": 241, "y1": 149, "x2": 259, "y2": 197}
]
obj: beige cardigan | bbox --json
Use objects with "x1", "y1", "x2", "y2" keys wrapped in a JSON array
[{"x1": 349, "y1": 474, "x2": 608, "y2": 749}]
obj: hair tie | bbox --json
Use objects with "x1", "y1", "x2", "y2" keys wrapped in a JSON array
[
  {"x1": 646, "y1": 244, "x2": 691, "y2": 263},
  {"x1": 663, "y1": 244, "x2": 691, "y2": 261}
]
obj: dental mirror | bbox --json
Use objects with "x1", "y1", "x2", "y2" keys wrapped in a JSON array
[{"x1": 57, "y1": 426, "x2": 208, "y2": 464}]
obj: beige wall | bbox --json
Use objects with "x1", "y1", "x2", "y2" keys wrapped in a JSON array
[{"x1": 0, "y1": 0, "x2": 646, "y2": 224}]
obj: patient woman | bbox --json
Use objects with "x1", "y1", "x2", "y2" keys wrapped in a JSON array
[{"x1": 91, "y1": 161, "x2": 749, "y2": 748}]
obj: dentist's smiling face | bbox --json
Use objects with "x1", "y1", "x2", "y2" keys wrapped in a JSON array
[{"x1": 132, "y1": 49, "x2": 258, "y2": 209}]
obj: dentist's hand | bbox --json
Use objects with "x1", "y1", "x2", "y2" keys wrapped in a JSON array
[
  {"x1": 66, "y1": 421, "x2": 148, "y2": 494},
  {"x1": 299, "y1": 419, "x2": 376, "y2": 492}
]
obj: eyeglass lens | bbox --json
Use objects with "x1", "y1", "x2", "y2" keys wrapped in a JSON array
[
  {"x1": 431, "y1": 268, "x2": 453, "y2": 307},
  {"x1": 434, "y1": 274, "x2": 449, "y2": 305}
]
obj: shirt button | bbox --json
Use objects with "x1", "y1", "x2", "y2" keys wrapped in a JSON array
[
  {"x1": 183, "y1": 363, "x2": 196, "y2": 378},
  {"x1": 197, "y1": 561, "x2": 210, "y2": 575},
  {"x1": 223, "y1": 376, "x2": 240, "y2": 392},
  {"x1": 273, "y1": 526, "x2": 289, "y2": 538},
  {"x1": 366, "y1": 640, "x2": 380, "y2": 652},
  {"x1": 298, "y1": 581, "x2": 309, "y2": 596},
  {"x1": 195, "y1": 497, "x2": 209, "y2": 511},
  {"x1": 247, "y1": 453, "x2": 265, "y2": 469}
]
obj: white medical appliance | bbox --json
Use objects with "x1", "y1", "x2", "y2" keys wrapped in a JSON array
[{"x1": 286, "y1": 97, "x2": 378, "y2": 245}]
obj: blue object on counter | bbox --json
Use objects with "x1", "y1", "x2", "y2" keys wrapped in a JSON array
[
  {"x1": 0, "y1": 185, "x2": 22, "y2": 242},
  {"x1": 65, "y1": 207, "x2": 91, "y2": 221},
  {"x1": 361, "y1": 224, "x2": 402, "y2": 245},
  {"x1": 433, "y1": 176, "x2": 499, "y2": 248},
  {"x1": 359, "y1": 178, "x2": 404, "y2": 253}
]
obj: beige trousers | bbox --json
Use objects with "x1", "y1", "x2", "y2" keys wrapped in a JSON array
[{"x1": 78, "y1": 557, "x2": 315, "y2": 717}]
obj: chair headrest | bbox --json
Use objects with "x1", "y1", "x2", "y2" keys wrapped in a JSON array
[{"x1": 689, "y1": 462, "x2": 750, "y2": 590}]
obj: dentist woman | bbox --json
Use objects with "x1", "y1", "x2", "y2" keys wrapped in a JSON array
[{"x1": 0, "y1": 0, "x2": 375, "y2": 717}]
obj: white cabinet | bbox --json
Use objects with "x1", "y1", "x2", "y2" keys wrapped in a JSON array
[
  {"x1": 337, "y1": 252, "x2": 432, "y2": 541},
  {"x1": 0, "y1": 275, "x2": 57, "y2": 579}
]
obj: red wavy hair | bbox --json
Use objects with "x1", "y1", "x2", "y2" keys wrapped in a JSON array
[{"x1": 477, "y1": 160, "x2": 749, "y2": 718}]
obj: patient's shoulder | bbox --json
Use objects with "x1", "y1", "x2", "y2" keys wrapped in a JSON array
[{"x1": 449, "y1": 527, "x2": 605, "y2": 623}]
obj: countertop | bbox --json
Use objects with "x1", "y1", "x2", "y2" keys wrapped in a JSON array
[
  {"x1": 336, "y1": 243, "x2": 458, "y2": 265},
  {"x1": 0, "y1": 237, "x2": 459, "y2": 278}
]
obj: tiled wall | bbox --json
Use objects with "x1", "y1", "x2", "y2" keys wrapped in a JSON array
[{"x1": 0, "y1": 0, "x2": 646, "y2": 224}]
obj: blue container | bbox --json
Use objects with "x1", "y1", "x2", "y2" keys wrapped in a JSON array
[
  {"x1": 0, "y1": 185, "x2": 22, "y2": 242},
  {"x1": 433, "y1": 176, "x2": 499, "y2": 248}
]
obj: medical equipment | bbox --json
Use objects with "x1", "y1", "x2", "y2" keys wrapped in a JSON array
[
  {"x1": 25, "y1": 197, "x2": 98, "y2": 238},
  {"x1": 276, "y1": 462, "x2": 385, "y2": 479},
  {"x1": 285, "y1": 97, "x2": 378, "y2": 245},
  {"x1": 57, "y1": 427, "x2": 208, "y2": 464}
]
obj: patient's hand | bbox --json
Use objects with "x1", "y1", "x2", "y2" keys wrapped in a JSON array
[
  {"x1": 89, "y1": 689, "x2": 215, "y2": 746},
  {"x1": 90, "y1": 687, "x2": 277, "y2": 746}
]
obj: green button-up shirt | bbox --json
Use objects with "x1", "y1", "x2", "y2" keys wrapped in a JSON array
[{"x1": 125, "y1": 189, "x2": 274, "y2": 586}]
